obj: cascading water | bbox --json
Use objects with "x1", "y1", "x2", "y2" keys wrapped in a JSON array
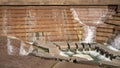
[
  {"x1": 7, "y1": 37, "x2": 14, "y2": 55},
  {"x1": 20, "y1": 9, "x2": 37, "y2": 55},
  {"x1": 83, "y1": 26, "x2": 96, "y2": 43},
  {"x1": 107, "y1": 34, "x2": 120, "y2": 51},
  {"x1": 1, "y1": 9, "x2": 35, "y2": 55},
  {"x1": 70, "y1": 8, "x2": 85, "y2": 25},
  {"x1": 26, "y1": 9, "x2": 36, "y2": 43},
  {"x1": 2, "y1": 10, "x2": 8, "y2": 36},
  {"x1": 2, "y1": 9, "x2": 13, "y2": 55},
  {"x1": 19, "y1": 41, "x2": 33, "y2": 55},
  {"x1": 19, "y1": 41, "x2": 28, "y2": 55},
  {"x1": 112, "y1": 34, "x2": 120, "y2": 50},
  {"x1": 71, "y1": 8, "x2": 96, "y2": 43},
  {"x1": 69, "y1": 8, "x2": 114, "y2": 61},
  {"x1": 71, "y1": 8, "x2": 109, "y2": 43}
]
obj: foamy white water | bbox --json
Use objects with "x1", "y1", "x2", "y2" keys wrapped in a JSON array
[
  {"x1": 60, "y1": 51, "x2": 69, "y2": 57},
  {"x1": 107, "y1": 46, "x2": 119, "y2": 52},
  {"x1": 89, "y1": 50, "x2": 111, "y2": 61},
  {"x1": 7, "y1": 37, "x2": 13, "y2": 55},
  {"x1": 83, "y1": 26, "x2": 96, "y2": 43},
  {"x1": 19, "y1": 41, "x2": 29, "y2": 55}
]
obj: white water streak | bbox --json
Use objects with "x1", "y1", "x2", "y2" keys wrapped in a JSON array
[
  {"x1": 7, "y1": 37, "x2": 14, "y2": 55},
  {"x1": 2, "y1": 10, "x2": 8, "y2": 35},
  {"x1": 111, "y1": 34, "x2": 120, "y2": 50},
  {"x1": 25, "y1": 9, "x2": 36, "y2": 42},
  {"x1": 2, "y1": 9, "x2": 13, "y2": 55},
  {"x1": 83, "y1": 26, "x2": 96, "y2": 43},
  {"x1": 70, "y1": 8, "x2": 86, "y2": 26},
  {"x1": 19, "y1": 41, "x2": 28, "y2": 55}
]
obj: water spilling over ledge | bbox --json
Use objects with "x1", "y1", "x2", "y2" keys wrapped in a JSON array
[{"x1": 0, "y1": 6, "x2": 120, "y2": 68}]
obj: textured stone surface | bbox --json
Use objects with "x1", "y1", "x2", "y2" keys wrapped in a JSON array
[
  {"x1": 0, "y1": 36, "x2": 31, "y2": 55},
  {"x1": 0, "y1": 36, "x2": 8, "y2": 55},
  {"x1": 0, "y1": 0, "x2": 120, "y2": 5},
  {"x1": 0, "y1": 54, "x2": 107, "y2": 68}
]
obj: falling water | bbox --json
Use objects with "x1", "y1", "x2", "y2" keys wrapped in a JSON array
[
  {"x1": 114, "y1": 34, "x2": 120, "y2": 49},
  {"x1": 21, "y1": 9, "x2": 37, "y2": 55},
  {"x1": 62, "y1": 10, "x2": 68, "y2": 41},
  {"x1": 26, "y1": 9, "x2": 36, "y2": 43},
  {"x1": 71, "y1": 8, "x2": 96, "y2": 43},
  {"x1": 71, "y1": 8, "x2": 110, "y2": 43},
  {"x1": 2, "y1": 10, "x2": 8, "y2": 35},
  {"x1": 7, "y1": 37, "x2": 14, "y2": 55},
  {"x1": 70, "y1": 8, "x2": 85, "y2": 25},
  {"x1": 2, "y1": 9, "x2": 35, "y2": 55},
  {"x1": 2, "y1": 9, "x2": 14, "y2": 55},
  {"x1": 19, "y1": 41, "x2": 28, "y2": 55},
  {"x1": 19, "y1": 41, "x2": 33, "y2": 55},
  {"x1": 83, "y1": 26, "x2": 96, "y2": 43},
  {"x1": 108, "y1": 34, "x2": 120, "y2": 50}
]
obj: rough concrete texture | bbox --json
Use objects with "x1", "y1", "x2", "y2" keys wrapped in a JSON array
[
  {"x1": 0, "y1": 0, "x2": 120, "y2": 5},
  {"x1": 0, "y1": 36, "x2": 31, "y2": 55},
  {"x1": 0, "y1": 36, "x2": 117, "y2": 68},
  {"x1": 0, "y1": 53, "x2": 107, "y2": 68}
]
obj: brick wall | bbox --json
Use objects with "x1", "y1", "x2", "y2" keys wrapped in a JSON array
[
  {"x1": 0, "y1": 6, "x2": 80, "y2": 42},
  {"x1": 0, "y1": 6, "x2": 116, "y2": 43}
]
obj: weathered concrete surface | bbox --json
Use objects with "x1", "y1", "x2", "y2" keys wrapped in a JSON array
[
  {"x1": 0, "y1": 36, "x2": 119, "y2": 68},
  {"x1": 0, "y1": 55, "x2": 107, "y2": 68},
  {"x1": 0, "y1": 36, "x2": 106, "y2": 68},
  {"x1": 0, "y1": 0, "x2": 120, "y2": 5}
]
